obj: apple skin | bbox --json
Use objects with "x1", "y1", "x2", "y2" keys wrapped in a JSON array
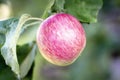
[{"x1": 36, "y1": 13, "x2": 86, "y2": 66}]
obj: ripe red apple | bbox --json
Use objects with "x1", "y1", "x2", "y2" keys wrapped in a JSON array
[{"x1": 36, "y1": 13, "x2": 86, "y2": 66}]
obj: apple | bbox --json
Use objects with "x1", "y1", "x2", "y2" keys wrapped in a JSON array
[{"x1": 36, "y1": 13, "x2": 86, "y2": 66}]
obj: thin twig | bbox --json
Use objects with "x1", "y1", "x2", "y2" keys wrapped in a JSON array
[{"x1": 24, "y1": 21, "x2": 41, "y2": 29}]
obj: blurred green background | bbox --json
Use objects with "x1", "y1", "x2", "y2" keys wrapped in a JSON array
[{"x1": 0, "y1": 0, "x2": 120, "y2": 80}]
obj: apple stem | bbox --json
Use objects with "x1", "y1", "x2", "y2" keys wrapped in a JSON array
[
  {"x1": 22, "y1": 17, "x2": 44, "y2": 29},
  {"x1": 29, "y1": 17, "x2": 44, "y2": 21},
  {"x1": 19, "y1": 17, "x2": 43, "y2": 28},
  {"x1": 24, "y1": 21, "x2": 41, "y2": 28}
]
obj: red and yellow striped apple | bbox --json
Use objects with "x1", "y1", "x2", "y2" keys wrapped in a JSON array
[{"x1": 36, "y1": 13, "x2": 86, "y2": 66}]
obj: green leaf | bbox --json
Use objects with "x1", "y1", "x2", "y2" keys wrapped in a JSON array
[
  {"x1": 0, "y1": 14, "x2": 31, "y2": 79},
  {"x1": 64, "y1": 0, "x2": 103, "y2": 23},
  {"x1": 0, "y1": 53, "x2": 16, "y2": 80},
  {"x1": 42, "y1": 0, "x2": 55, "y2": 18},
  {"x1": 0, "y1": 18, "x2": 15, "y2": 48},
  {"x1": 0, "y1": 34, "x2": 5, "y2": 48},
  {"x1": 17, "y1": 23, "x2": 40, "y2": 46},
  {"x1": 52, "y1": 0, "x2": 65, "y2": 12},
  {"x1": 20, "y1": 43, "x2": 37, "y2": 78},
  {"x1": 0, "y1": 18, "x2": 20, "y2": 77}
]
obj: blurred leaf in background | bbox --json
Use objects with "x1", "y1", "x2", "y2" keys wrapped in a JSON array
[{"x1": 0, "y1": 0, "x2": 12, "y2": 20}]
